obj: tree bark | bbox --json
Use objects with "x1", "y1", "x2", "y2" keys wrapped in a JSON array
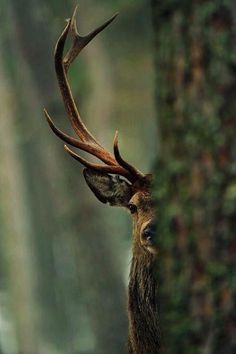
[{"x1": 151, "y1": 1, "x2": 236, "y2": 353}]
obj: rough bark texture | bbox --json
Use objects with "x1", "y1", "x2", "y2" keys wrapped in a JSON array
[{"x1": 151, "y1": 0, "x2": 236, "y2": 353}]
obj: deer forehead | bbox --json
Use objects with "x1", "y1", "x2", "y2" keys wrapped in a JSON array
[{"x1": 130, "y1": 191, "x2": 153, "y2": 214}]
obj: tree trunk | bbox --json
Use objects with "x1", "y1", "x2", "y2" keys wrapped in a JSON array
[{"x1": 151, "y1": 1, "x2": 236, "y2": 353}]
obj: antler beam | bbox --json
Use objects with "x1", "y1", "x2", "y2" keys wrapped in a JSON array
[{"x1": 44, "y1": 6, "x2": 144, "y2": 183}]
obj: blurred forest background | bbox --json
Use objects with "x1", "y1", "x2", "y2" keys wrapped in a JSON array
[
  {"x1": 0, "y1": 1, "x2": 155, "y2": 354},
  {"x1": 1, "y1": 0, "x2": 236, "y2": 354}
]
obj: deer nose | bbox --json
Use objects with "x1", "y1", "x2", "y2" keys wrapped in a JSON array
[{"x1": 142, "y1": 221, "x2": 157, "y2": 242}]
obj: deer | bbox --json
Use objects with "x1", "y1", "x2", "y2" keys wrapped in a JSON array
[{"x1": 44, "y1": 7, "x2": 160, "y2": 354}]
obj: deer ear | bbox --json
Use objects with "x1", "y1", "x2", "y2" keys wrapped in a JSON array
[{"x1": 83, "y1": 168, "x2": 133, "y2": 206}]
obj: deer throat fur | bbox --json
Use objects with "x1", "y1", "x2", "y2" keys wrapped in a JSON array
[{"x1": 128, "y1": 253, "x2": 160, "y2": 353}]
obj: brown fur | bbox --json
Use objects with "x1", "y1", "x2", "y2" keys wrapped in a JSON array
[
  {"x1": 128, "y1": 253, "x2": 160, "y2": 353},
  {"x1": 83, "y1": 170, "x2": 160, "y2": 353},
  {"x1": 127, "y1": 183, "x2": 160, "y2": 353}
]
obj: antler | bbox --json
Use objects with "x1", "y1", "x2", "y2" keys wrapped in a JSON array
[{"x1": 44, "y1": 6, "x2": 144, "y2": 183}]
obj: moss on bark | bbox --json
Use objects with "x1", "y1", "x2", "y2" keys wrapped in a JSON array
[{"x1": 151, "y1": 1, "x2": 236, "y2": 353}]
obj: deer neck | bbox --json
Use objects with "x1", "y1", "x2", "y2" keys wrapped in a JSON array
[{"x1": 128, "y1": 251, "x2": 160, "y2": 353}]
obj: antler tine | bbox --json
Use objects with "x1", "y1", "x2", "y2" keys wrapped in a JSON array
[
  {"x1": 45, "y1": 7, "x2": 145, "y2": 184},
  {"x1": 45, "y1": 108, "x2": 118, "y2": 167},
  {"x1": 55, "y1": 16, "x2": 111, "y2": 145},
  {"x1": 64, "y1": 5, "x2": 118, "y2": 72},
  {"x1": 54, "y1": 19, "x2": 97, "y2": 143},
  {"x1": 113, "y1": 131, "x2": 144, "y2": 180},
  {"x1": 64, "y1": 144, "x2": 132, "y2": 179},
  {"x1": 52, "y1": 7, "x2": 119, "y2": 150},
  {"x1": 45, "y1": 9, "x2": 124, "y2": 168},
  {"x1": 45, "y1": 107, "x2": 140, "y2": 182},
  {"x1": 45, "y1": 108, "x2": 115, "y2": 162}
]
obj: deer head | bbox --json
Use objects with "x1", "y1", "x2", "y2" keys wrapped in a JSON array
[{"x1": 44, "y1": 6, "x2": 157, "y2": 255}]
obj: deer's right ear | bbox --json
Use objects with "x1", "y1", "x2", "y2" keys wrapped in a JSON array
[{"x1": 83, "y1": 168, "x2": 133, "y2": 207}]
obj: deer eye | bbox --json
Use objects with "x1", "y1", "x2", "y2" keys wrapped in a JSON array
[{"x1": 128, "y1": 203, "x2": 137, "y2": 214}]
